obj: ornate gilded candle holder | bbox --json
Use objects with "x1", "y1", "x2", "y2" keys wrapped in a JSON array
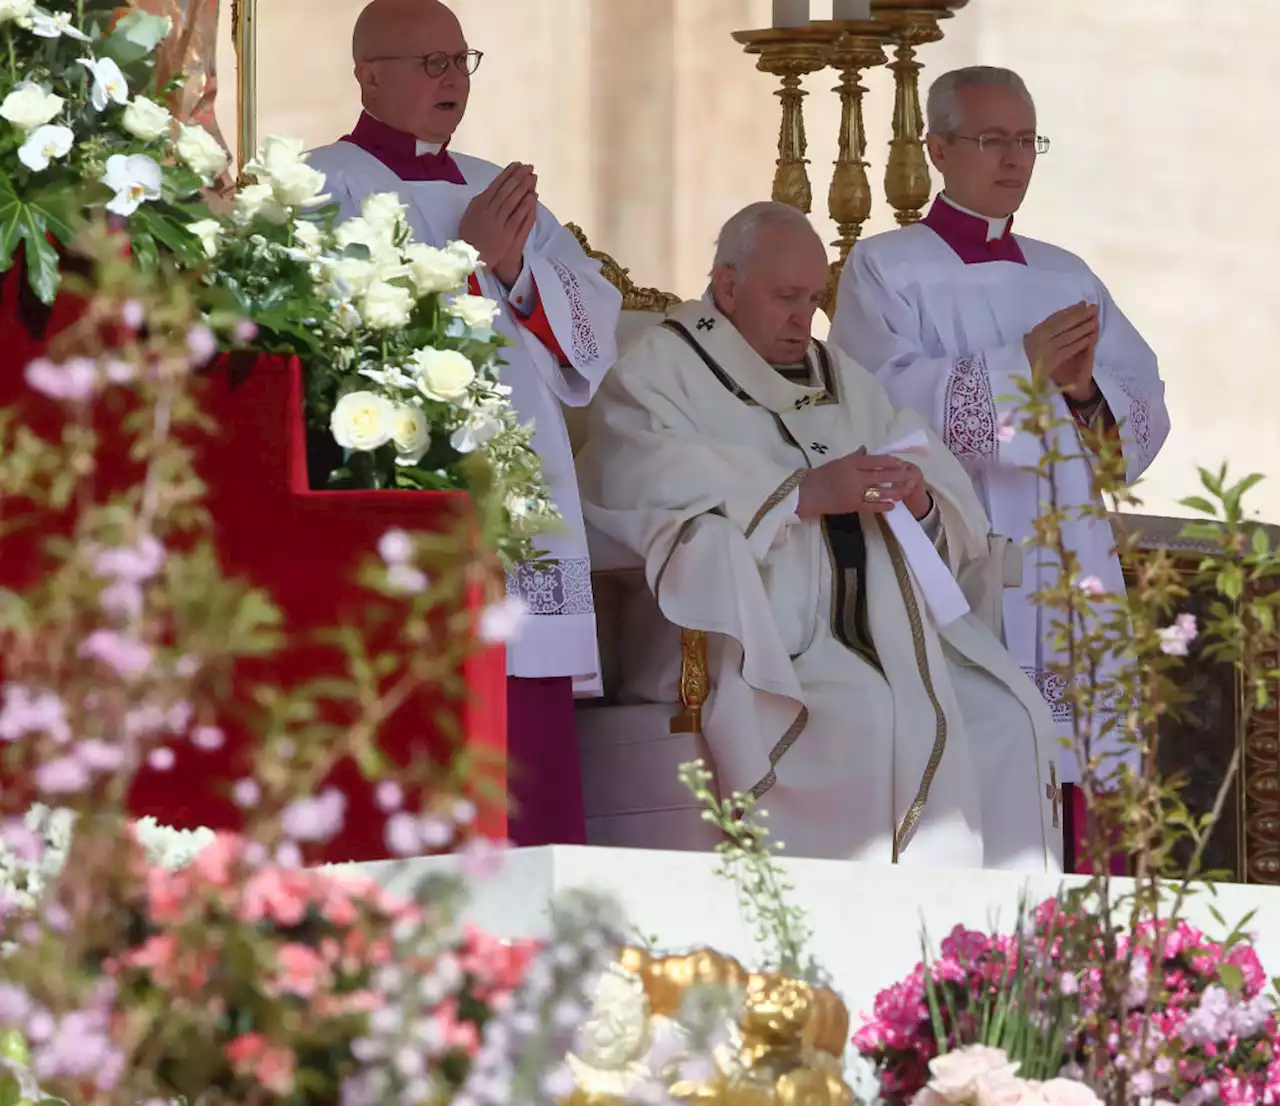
[
  {"x1": 808, "y1": 20, "x2": 887, "y2": 312},
  {"x1": 730, "y1": 27, "x2": 834, "y2": 215},
  {"x1": 870, "y1": 0, "x2": 969, "y2": 225}
]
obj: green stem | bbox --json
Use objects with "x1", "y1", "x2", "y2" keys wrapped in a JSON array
[{"x1": 6, "y1": 31, "x2": 15, "y2": 84}]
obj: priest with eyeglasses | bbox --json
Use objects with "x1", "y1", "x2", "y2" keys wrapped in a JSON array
[
  {"x1": 307, "y1": 0, "x2": 622, "y2": 849},
  {"x1": 831, "y1": 67, "x2": 1169, "y2": 861}
]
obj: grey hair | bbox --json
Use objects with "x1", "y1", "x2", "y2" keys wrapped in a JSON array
[
  {"x1": 711, "y1": 201, "x2": 819, "y2": 272},
  {"x1": 926, "y1": 66, "x2": 1035, "y2": 135}
]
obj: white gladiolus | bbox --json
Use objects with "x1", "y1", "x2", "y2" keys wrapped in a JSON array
[
  {"x1": 234, "y1": 181, "x2": 288, "y2": 225},
  {"x1": 121, "y1": 96, "x2": 172, "y2": 141},
  {"x1": 77, "y1": 57, "x2": 129, "y2": 112},
  {"x1": 17, "y1": 123, "x2": 73, "y2": 172},
  {"x1": 0, "y1": 83, "x2": 63, "y2": 132},
  {"x1": 29, "y1": 10, "x2": 90, "y2": 39},
  {"x1": 0, "y1": 0, "x2": 36, "y2": 24},
  {"x1": 187, "y1": 218, "x2": 222, "y2": 259},
  {"x1": 330, "y1": 390, "x2": 396, "y2": 452},
  {"x1": 391, "y1": 405, "x2": 431, "y2": 465},
  {"x1": 175, "y1": 122, "x2": 229, "y2": 180},
  {"x1": 360, "y1": 280, "x2": 414, "y2": 330},
  {"x1": 403, "y1": 242, "x2": 472, "y2": 296},
  {"x1": 446, "y1": 293, "x2": 500, "y2": 330},
  {"x1": 409, "y1": 347, "x2": 475, "y2": 403},
  {"x1": 101, "y1": 153, "x2": 163, "y2": 216}
]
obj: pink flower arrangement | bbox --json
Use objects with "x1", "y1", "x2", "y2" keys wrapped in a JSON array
[
  {"x1": 911, "y1": 1045, "x2": 1101, "y2": 1106},
  {"x1": 3, "y1": 827, "x2": 536, "y2": 1104},
  {"x1": 855, "y1": 896, "x2": 1279, "y2": 1106}
]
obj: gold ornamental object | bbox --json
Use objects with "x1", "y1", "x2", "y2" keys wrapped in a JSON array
[
  {"x1": 230, "y1": 0, "x2": 258, "y2": 171},
  {"x1": 730, "y1": 27, "x2": 833, "y2": 215},
  {"x1": 585, "y1": 947, "x2": 856, "y2": 1106},
  {"x1": 870, "y1": 0, "x2": 969, "y2": 225},
  {"x1": 808, "y1": 20, "x2": 887, "y2": 312}
]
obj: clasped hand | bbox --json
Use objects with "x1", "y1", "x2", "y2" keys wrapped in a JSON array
[
  {"x1": 458, "y1": 161, "x2": 538, "y2": 287},
  {"x1": 1023, "y1": 301, "x2": 1100, "y2": 402},
  {"x1": 796, "y1": 448, "x2": 931, "y2": 520}
]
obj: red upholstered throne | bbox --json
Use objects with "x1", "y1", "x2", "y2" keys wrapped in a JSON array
[{"x1": 0, "y1": 270, "x2": 506, "y2": 861}]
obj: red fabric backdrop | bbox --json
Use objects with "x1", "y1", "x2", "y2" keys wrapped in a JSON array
[{"x1": 0, "y1": 270, "x2": 507, "y2": 860}]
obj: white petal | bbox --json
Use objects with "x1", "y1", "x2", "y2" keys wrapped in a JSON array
[{"x1": 17, "y1": 140, "x2": 49, "y2": 171}]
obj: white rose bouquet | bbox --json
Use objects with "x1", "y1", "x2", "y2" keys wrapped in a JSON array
[
  {"x1": 0, "y1": 0, "x2": 228, "y2": 305},
  {"x1": 197, "y1": 142, "x2": 556, "y2": 568}
]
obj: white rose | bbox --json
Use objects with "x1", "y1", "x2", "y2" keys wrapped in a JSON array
[
  {"x1": 446, "y1": 293, "x2": 500, "y2": 331},
  {"x1": 391, "y1": 405, "x2": 431, "y2": 465},
  {"x1": 335, "y1": 215, "x2": 396, "y2": 262},
  {"x1": 360, "y1": 280, "x2": 414, "y2": 330},
  {"x1": 361, "y1": 192, "x2": 408, "y2": 237},
  {"x1": 330, "y1": 391, "x2": 395, "y2": 452},
  {"x1": 403, "y1": 243, "x2": 470, "y2": 296},
  {"x1": 234, "y1": 181, "x2": 288, "y2": 225},
  {"x1": 247, "y1": 135, "x2": 306, "y2": 176},
  {"x1": 187, "y1": 219, "x2": 221, "y2": 259},
  {"x1": 120, "y1": 96, "x2": 171, "y2": 141},
  {"x1": 0, "y1": 0, "x2": 36, "y2": 23},
  {"x1": 445, "y1": 239, "x2": 482, "y2": 272},
  {"x1": 0, "y1": 84, "x2": 63, "y2": 132},
  {"x1": 927, "y1": 1046, "x2": 1019, "y2": 1103},
  {"x1": 578, "y1": 965, "x2": 651, "y2": 1070},
  {"x1": 175, "y1": 123, "x2": 229, "y2": 181},
  {"x1": 325, "y1": 256, "x2": 378, "y2": 299},
  {"x1": 292, "y1": 220, "x2": 325, "y2": 256},
  {"x1": 269, "y1": 160, "x2": 329, "y2": 208},
  {"x1": 409, "y1": 348, "x2": 475, "y2": 403}
]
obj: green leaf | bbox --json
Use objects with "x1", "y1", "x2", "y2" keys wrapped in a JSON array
[
  {"x1": 0, "y1": 170, "x2": 77, "y2": 305},
  {"x1": 1179, "y1": 495, "x2": 1218, "y2": 517},
  {"x1": 1220, "y1": 961, "x2": 1245, "y2": 995},
  {"x1": 131, "y1": 204, "x2": 201, "y2": 265}
]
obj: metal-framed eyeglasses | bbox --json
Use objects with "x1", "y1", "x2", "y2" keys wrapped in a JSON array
[
  {"x1": 951, "y1": 133, "x2": 1050, "y2": 156},
  {"x1": 365, "y1": 49, "x2": 483, "y2": 77}
]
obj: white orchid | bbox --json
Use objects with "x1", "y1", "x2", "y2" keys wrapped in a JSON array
[
  {"x1": 101, "y1": 153, "x2": 162, "y2": 216},
  {"x1": 0, "y1": 0, "x2": 35, "y2": 25},
  {"x1": 0, "y1": 83, "x2": 63, "y2": 132},
  {"x1": 175, "y1": 122, "x2": 229, "y2": 181},
  {"x1": 121, "y1": 96, "x2": 172, "y2": 141},
  {"x1": 17, "y1": 123, "x2": 73, "y2": 171},
  {"x1": 77, "y1": 57, "x2": 129, "y2": 112},
  {"x1": 450, "y1": 405, "x2": 503, "y2": 454},
  {"x1": 29, "y1": 10, "x2": 90, "y2": 39}
]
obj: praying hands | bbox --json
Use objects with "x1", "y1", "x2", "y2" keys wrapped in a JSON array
[{"x1": 458, "y1": 161, "x2": 538, "y2": 286}]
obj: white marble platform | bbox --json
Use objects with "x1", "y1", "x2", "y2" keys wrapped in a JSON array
[{"x1": 356, "y1": 846, "x2": 1280, "y2": 1023}]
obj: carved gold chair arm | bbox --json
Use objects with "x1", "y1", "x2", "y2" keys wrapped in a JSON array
[{"x1": 671, "y1": 627, "x2": 711, "y2": 735}]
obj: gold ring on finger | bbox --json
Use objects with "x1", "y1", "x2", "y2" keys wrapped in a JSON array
[{"x1": 863, "y1": 487, "x2": 883, "y2": 503}]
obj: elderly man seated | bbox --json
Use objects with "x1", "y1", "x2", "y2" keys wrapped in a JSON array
[{"x1": 577, "y1": 202, "x2": 1061, "y2": 873}]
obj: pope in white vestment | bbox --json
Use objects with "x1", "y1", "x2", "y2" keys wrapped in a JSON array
[
  {"x1": 831, "y1": 67, "x2": 1169, "y2": 802},
  {"x1": 579, "y1": 203, "x2": 1060, "y2": 872},
  {"x1": 306, "y1": 0, "x2": 622, "y2": 845}
]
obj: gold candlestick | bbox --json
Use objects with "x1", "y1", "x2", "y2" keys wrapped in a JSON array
[
  {"x1": 231, "y1": 0, "x2": 258, "y2": 173},
  {"x1": 810, "y1": 21, "x2": 886, "y2": 312},
  {"x1": 871, "y1": 0, "x2": 968, "y2": 225},
  {"x1": 731, "y1": 28, "x2": 833, "y2": 214}
]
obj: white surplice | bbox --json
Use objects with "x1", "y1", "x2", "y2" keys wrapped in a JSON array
[
  {"x1": 578, "y1": 297, "x2": 1062, "y2": 873},
  {"x1": 307, "y1": 141, "x2": 622, "y2": 689},
  {"x1": 830, "y1": 211, "x2": 1170, "y2": 782}
]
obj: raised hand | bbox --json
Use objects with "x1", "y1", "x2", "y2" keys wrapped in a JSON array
[
  {"x1": 1023, "y1": 302, "x2": 1100, "y2": 399},
  {"x1": 458, "y1": 162, "x2": 538, "y2": 286},
  {"x1": 797, "y1": 448, "x2": 932, "y2": 520}
]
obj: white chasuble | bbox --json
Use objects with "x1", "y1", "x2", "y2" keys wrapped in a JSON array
[
  {"x1": 830, "y1": 221, "x2": 1170, "y2": 782},
  {"x1": 307, "y1": 141, "x2": 622, "y2": 688},
  {"x1": 578, "y1": 298, "x2": 1061, "y2": 873}
]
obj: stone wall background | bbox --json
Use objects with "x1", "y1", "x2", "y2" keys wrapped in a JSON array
[{"x1": 212, "y1": 0, "x2": 1280, "y2": 521}]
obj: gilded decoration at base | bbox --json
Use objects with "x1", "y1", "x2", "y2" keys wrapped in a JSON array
[{"x1": 564, "y1": 946, "x2": 854, "y2": 1106}]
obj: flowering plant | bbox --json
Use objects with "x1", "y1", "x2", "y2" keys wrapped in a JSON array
[
  {"x1": 195, "y1": 145, "x2": 555, "y2": 566},
  {"x1": 855, "y1": 897, "x2": 1278, "y2": 1106},
  {"x1": 909, "y1": 1045, "x2": 1101, "y2": 1106},
  {"x1": 0, "y1": 0, "x2": 224, "y2": 304}
]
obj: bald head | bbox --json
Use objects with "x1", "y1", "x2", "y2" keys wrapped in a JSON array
[
  {"x1": 352, "y1": 0, "x2": 471, "y2": 142},
  {"x1": 710, "y1": 202, "x2": 828, "y2": 364}
]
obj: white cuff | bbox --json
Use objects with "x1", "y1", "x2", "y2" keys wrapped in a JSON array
[{"x1": 507, "y1": 261, "x2": 536, "y2": 318}]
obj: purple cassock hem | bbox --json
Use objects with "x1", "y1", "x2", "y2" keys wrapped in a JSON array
[
  {"x1": 339, "y1": 111, "x2": 467, "y2": 184},
  {"x1": 506, "y1": 676, "x2": 587, "y2": 847},
  {"x1": 921, "y1": 195, "x2": 1028, "y2": 266}
]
